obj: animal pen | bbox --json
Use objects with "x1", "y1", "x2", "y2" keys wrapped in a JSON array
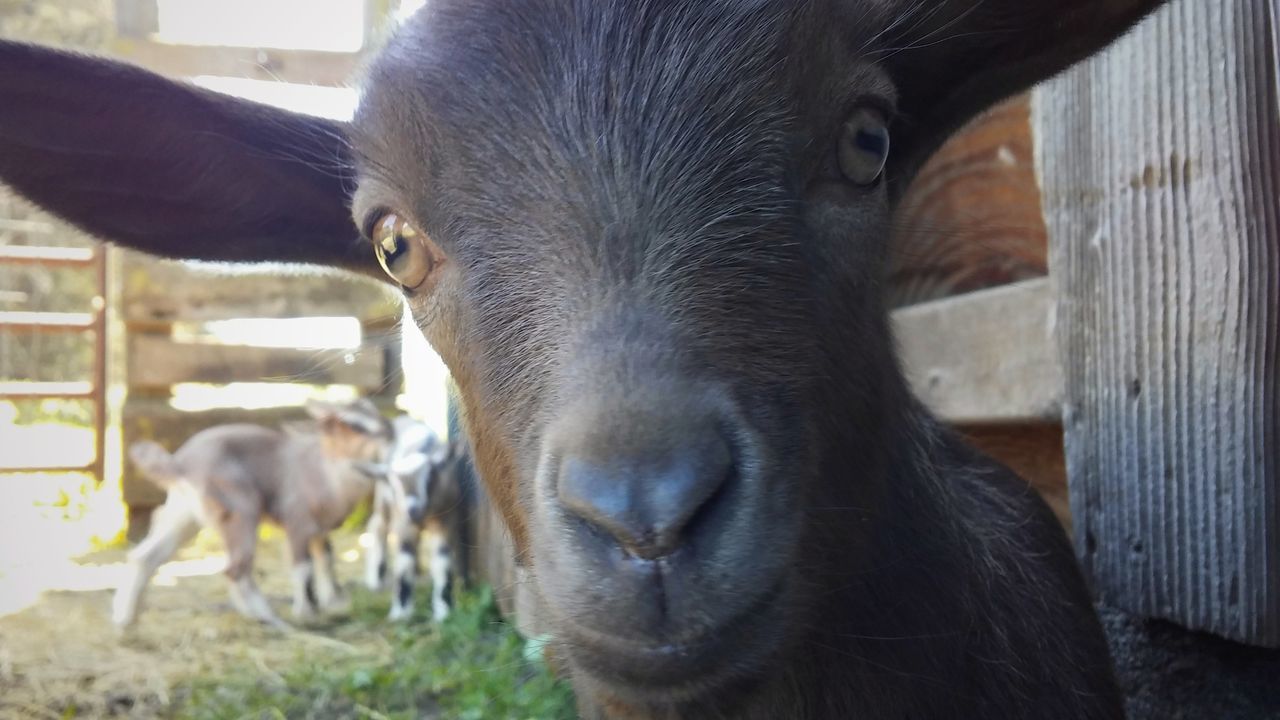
[{"x1": 0, "y1": 0, "x2": 1277, "y2": 718}]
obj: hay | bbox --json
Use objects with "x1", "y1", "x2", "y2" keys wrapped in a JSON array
[{"x1": 0, "y1": 532, "x2": 390, "y2": 718}]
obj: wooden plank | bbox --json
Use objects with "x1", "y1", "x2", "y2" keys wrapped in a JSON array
[
  {"x1": 0, "y1": 465, "x2": 94, "y2": 474},
  {"x1": 110, "y1": 37, "x2": 362, "y2": 87},
  {"x1": 0, "y1": 311, "x2": 97, "y2": 332},
  {"x1": 114, "y1": 0, "x2": 158, "y2": 38},
  {"x1": 128, "y1": 335, "x2": 386, "y2": 390},
  {"x1": 0, "y1": 245, "x2": 97, "y2": 266},
  {"x1": 1035, "y1": 0, "x2": 1279, "y2": 646},
  {"x1": 0, "y1": 381, "x2": 95, "y2": 399},
  {"x1": 0, "y1": 218, "x2": 58, "y2": 234},
  {"x1": 960, "y1": 423, "x2": 1070, "y2": 532},
  {"x1": 890, "y1": 93, "x2": 1048, "y2": 307},
  {"x1": 893, "y1": 278, "x2": 1061, "y2": 424},
  {"x1": 120, "y1": 251, "x2": 398, "y2": 324}
]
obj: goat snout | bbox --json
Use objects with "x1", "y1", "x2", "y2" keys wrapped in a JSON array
[{"x1": 555, "y1": 426, "x2": 732, "y2": 561}]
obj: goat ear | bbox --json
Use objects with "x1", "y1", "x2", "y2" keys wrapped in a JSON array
[
  {"x1": 353, "y1": 460, "x2": 389, "y2": 480},
  {"x1": 869, "y1": 0, "x2": 1167, "y2": 191},
  {"x1": 0, "y1": 40, "x2": 378, "y2": 276},
  {"x1": 304, "y1": 399, "x2": 340, "y2": 422},
  {"x1": 392, "y1": 451, "x2": 430, "y2": 478}
]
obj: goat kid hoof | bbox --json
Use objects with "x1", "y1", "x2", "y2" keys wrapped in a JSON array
[
  {"x1": 112, "y1": 620, "x2": 137, "y2": 640},
  {"x1": 388, "y1": 604, "x2": 412, "y2": 622}
]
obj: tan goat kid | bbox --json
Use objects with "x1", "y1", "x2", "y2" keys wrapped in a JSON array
[{"x1": 112, "y1": 398, "x2": 391, "y2": 631}]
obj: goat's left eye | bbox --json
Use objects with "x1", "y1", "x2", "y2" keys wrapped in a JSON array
[
  {"x1": 838, "y1": 108, "x2": 890, "y2": 186},
  {"x1": 371, "y1": 213, "x2": 436, "y2": 290}
]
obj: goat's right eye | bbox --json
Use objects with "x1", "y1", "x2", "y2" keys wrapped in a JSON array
[
  {"x1": 370, "y1": 213, "x2": 437, "y2": 290},
  {"x1": 838, "y1": 107, "x2": 890, "y2": 187}
]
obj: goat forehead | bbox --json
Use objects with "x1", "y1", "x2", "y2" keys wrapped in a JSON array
[{"x1": 355, "y1": 0, "x2": 801, "y2": 238}]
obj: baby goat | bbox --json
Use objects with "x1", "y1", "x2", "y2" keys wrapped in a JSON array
[
  {"x1": 113, "y1": 398, "x2": 390, "y2": 631},
  {"x1": 363, "y1": 416, "x2": 465, "y2": 622}
]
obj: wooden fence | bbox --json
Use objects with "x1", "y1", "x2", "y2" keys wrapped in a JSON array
[{"x1": 118, "y1": 250, "x2": 400, "y2": 537}]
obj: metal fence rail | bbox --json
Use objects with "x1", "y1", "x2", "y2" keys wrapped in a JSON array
[{"x1": 0, "y1": 243, "x2": 108, "y2": 484}]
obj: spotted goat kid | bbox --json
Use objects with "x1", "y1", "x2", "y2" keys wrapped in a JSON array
[{"x1": 363, "y1": 415, "x2": 466, "y2": 622}]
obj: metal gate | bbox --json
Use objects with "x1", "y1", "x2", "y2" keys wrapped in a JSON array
[{"x1": 0, "y1": 238, "x2": 108, "y2": 484}]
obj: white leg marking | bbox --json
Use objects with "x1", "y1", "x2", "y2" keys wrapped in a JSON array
[
  {"x1": 388, "y1": 549, "x2": 416, "y2": 622},
  {"x1": 365, "y1": 516, "x2": 388, "y2": 592},
  {"x1": 230, "y1": 575, "x2": 288, "y2": 629},
  {"x1": 430, "y1": 546, "x2": 452, "y2": 623},
  {"x1": 112, "y1": 491, "x2": 200, "y2": 631}
]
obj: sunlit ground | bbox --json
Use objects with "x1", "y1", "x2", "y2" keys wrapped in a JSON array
[{"x1": 0, "y1": 467, "x2": 130, "y2": 617}]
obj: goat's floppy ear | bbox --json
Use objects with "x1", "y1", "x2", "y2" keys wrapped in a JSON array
[
  {"x1": 0, "y1": 41, "x2": 378, "y2": 276},
  {"x1": 353, "y1": 460, "x2": 390, "y2": 480},
  {"x1": 391, "y1": 451, "x2": 430, "y2": 478},
  {"x1": 869, "y1": 0, "x2": 1167, "y2": 192},
  {"x1": 304, "y1": 399, "x2": 343, "y2": 428}
]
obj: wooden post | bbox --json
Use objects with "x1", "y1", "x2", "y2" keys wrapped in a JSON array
[{"x1": 1034, "y1": 0, "x2": 1279, "y2": 646}]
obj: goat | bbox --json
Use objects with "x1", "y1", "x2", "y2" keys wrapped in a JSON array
[
  {"x1": 113, "y1": 399, "x2": 390, "y2": 631},
  {"x1": 0, "y1": 1, "x2": 1168, "y2": 716},
  {"x1": 363, "y1": 415, "x2": 466, "y2": 622}
]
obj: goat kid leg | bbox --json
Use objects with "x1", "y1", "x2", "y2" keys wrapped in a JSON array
[
  {"x1": 228, "y1": 573, "x2": 288, "y2": 631},
  {"x1": 424, "y1": 527, "x2": 453, "y2": 622},
  {"x1": 220, "y1": 514, "x2": 288, "y2": 629},
  {"x1": 364, "y1": 496, "x2": 390, "y2": 591},
  {"x1": 388, "y1": 531, "x2": 420, "y2": 622},
  {"x1": 112, "y1": 491, "x2": 201, "y2": 631},
  {"x1": 309, "y1": 536, "x2": 348, "y2": 612},
  {"x1": 288, "y1": 533, "x2": 319, "y2": 621}
]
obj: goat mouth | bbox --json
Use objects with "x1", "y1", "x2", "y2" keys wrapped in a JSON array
[{"x1": 557, "y1": 577, "x2": 787, "y2": 696}]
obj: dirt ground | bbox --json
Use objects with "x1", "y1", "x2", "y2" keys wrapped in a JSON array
[{"x1": 0, "y1": 528, "x2": 391, "y2": 719}]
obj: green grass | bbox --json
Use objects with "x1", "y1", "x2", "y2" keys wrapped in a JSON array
[{"x1": 178, "y1": 587, "x2": 576, "y2": 720}]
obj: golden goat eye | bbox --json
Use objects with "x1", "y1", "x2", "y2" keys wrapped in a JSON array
[
  {"x1": 371, "y1": 213, "x2": 435, "y2": 290},
  {"x1": 838, "y1": 108, "x2": 890, "y2": 187}
]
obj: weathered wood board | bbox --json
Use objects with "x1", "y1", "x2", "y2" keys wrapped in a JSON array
[
  {"x1": 890, "y1": 93, "x2": 1048, "y2": 307},
  {"x1": 1036, "y1": 0, "x2": 1279, "y2": 646},
  {"x1": 121, "y1": 251, "x2": 398, "y2": 324},
  {"x1": 893, "y1": 278, "x2": 1061, "y2": 424},
  {"x1": 128, "y1": 334, "x2": 387, "y2": 390}
]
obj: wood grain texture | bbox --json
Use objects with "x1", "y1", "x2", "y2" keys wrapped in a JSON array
[
  {"x1": 1035, "y1": 0, "x2": 1279, "y2": 646},
  {"x1": 893, "y1": 278, "x2": 1062, "y2": 424},
  {"x1": 890, "y1": 93, "x2": 1048, "y2": 307},
  {"x1": 960, "y1": 423, "x2": 1070, "y2": 532},
  {"x1": 109, "y1": 37, "x2": 362, "y2": 87},
  {"x1": 127, "y1": 333, "x2": 386, "y2": 390},
  {"x1": 120, "y1": 250, "x2": 398, "y2": 324}
]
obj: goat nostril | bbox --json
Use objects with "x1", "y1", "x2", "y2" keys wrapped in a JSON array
[{"x1": 556, "y1": 431, "x2": 734, "y2": 560}]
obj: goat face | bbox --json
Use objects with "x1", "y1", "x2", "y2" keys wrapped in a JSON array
[
  {"x1": 0, "y1": 0, "x2": 1165, "y2": 708},
  {"x1": 353, "y1": 2, "x2": 884, "y2": 697},
  {"x1": 306, "y1": 398, "x2": 394, "y2": 466}
]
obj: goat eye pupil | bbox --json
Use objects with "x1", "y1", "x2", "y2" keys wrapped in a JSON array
[
  {"x1": 380, "y1": 233, "x2": 404, "y2": 262},
  {"x1": 838, "y1": 107, "x2": 891, "y2": 187},
  {"x1": 855, "y1": 127, "x2": 888, "y2": 157},
  {"x1": 370, "y1": 212, "x2": 435, "y2": 290}
]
